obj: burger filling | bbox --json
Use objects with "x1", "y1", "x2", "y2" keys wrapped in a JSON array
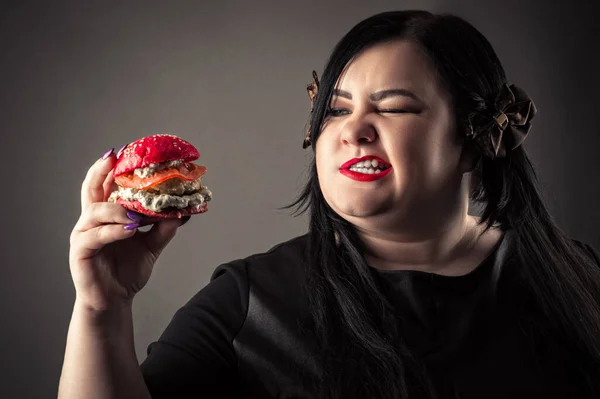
[
  {"x1": 134, "y1": 159, "x2": 184, "y2": 178},
  {"x1": 109, "y1": 175, "x2": 212, "y2": 213}
]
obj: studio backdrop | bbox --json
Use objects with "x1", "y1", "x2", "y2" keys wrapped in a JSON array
[{"x1": 0, "y1": 0, "x2": 598, "y2": 398}]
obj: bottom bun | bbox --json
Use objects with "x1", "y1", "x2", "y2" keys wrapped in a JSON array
[{"x1": 116, "y1": 198, "x2": 208, "y2": 220}]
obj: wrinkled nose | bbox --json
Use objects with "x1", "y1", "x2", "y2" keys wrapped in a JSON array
[{"x1": 340, "y1": 116, "x2": 377, "y2": 146}]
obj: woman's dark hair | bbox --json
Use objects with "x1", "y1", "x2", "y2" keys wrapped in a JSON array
[{"x1": 287, "y1": 10, "x2": 600, "y2": 398}]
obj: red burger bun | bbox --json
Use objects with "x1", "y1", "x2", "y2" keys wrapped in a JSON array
[
  {"x1": 115, "y1": 198, "x2": 208, "y2": 220},
  {"x1": 108, "y1": 134, "x2": 211, "y2": 222},
  {"x1": 114, "y1": 134, "x2": 200, "y2": 177}
]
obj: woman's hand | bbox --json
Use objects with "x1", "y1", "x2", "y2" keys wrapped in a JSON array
[{"x1": 68, "y1": 149, "x2": 188, "y2": 312}]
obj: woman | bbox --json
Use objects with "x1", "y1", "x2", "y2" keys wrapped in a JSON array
[{"x1": 59, "y1": 10, "x2": 600, "y2": 399}]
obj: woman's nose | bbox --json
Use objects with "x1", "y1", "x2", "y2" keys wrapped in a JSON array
[{"x1": 340, "y1": 116, "x2": 377, "y2": 145}]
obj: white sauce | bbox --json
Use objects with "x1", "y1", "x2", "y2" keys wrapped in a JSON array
[
  {"x1": 133, "y1": 159, "x2": 184, "y2": 178},
  {"x1": 108, "y1": 180, "x2": 212, "y2": 213}
]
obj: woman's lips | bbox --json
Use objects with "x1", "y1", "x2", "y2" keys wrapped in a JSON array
[
  {"x1": 340, "y1": 168, "x2": 392, "y2": 182},
  {"x1": 339, "y1": 155, "x2": 392, "y2": 182},
  {"x1": 339, "y1": 155, "x2": 389, "y2": 170}
]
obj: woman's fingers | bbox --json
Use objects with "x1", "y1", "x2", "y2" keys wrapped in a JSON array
[
  {"x1": 70, "y1": 223, "x2": 138, "y2": 260},
  {"x1": 102, "y1": 169, "x2": 118, "y2": 202},
  {"x1": 71, "y1": 203, "x2": 149, "y2": 258},
  {"x1": 81, "y1": 149, "x2": 115, "y2": 210},
  {"x1": 74, "y1": 202, "x2": 146, "y2": 233}
]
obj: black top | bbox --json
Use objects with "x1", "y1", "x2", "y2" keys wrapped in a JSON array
[{"x1": 139, "y1": 229, "x2": 600, "y2": 398}]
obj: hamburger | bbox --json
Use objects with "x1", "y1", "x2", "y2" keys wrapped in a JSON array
[{"x1": 108, "y1": 134, "x2": 212, "y2": 220}]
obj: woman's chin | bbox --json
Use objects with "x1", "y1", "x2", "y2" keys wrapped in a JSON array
[{"x1": 330, "y1": 199, "x2": 391, "y2": 220}]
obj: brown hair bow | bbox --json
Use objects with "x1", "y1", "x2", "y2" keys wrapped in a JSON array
[
  {"x1": 303, "y1": 70, "x2": 319, "y2": 149},
  {"x1": 466, "y1": 83, "x2": 537, "y2": 159}
]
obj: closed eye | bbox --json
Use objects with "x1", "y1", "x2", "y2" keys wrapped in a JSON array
[
  {"x1": 325, "y1": 108, "x2": 414, "y2": 117},
  {"x1": 379, "y1": 109, "x2": 410, "y2": 113},
  {"x1": 325, "y1": 108, "x2": 350, "y2": 117}
]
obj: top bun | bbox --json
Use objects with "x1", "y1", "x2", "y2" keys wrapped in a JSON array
[{"x1": 114, "y1": 134, "x2": 199, "y2": 177}]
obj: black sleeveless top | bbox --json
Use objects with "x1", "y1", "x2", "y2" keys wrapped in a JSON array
[{"x1": 140, "y1": 229, "x2": 600, "y2": 398}]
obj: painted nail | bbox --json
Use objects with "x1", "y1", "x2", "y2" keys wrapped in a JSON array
[
  {"x1": 180, "y1": 216, "x2": 191, "y2": 226},
  {"x1": 126, "y1": 210, "x2": 144, "y2": 222},
  {"x1": 117, "y1": 144, "x2": 128, "y2": 157},
  {"x1": 102, "y1": 148, "x2": 114, "y2": 160},
  {"x1": 124, "y1": 223, "x2": 139, "y2": 230}
]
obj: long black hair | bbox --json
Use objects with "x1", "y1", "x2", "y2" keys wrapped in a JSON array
[{"x1": 288, "y1": 10, "x2": 600, "y2": 398}]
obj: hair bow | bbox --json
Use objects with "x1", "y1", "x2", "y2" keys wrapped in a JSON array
[
  {"x1": 303, "y1": 70, "x2": 319, "y2": 149},
  {"x1": 466, "y1": 83, "x2": 537, "y2": 159}
]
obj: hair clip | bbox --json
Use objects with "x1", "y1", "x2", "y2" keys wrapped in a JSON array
[
  {"x1": 466, "y1": 83, "x2": 537, "y2": 159},
  {"x1": 303, "y1": 70, "x2": 319, "y2": 149}
]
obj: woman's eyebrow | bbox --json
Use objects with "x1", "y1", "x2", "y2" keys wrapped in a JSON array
[
  {"x1": 332, "y1": 88, "x2": 422, "y2": 103},
  {"x1": 332, "y1": 88, "x2": 352, "y2": 99},
  {"x1": 370, "y1": 88, "x2": 422, "y2": 103}
]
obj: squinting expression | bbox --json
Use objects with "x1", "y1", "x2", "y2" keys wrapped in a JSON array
[{"x1": 315, "y1": 39, "x2": 466, "y2": 228}]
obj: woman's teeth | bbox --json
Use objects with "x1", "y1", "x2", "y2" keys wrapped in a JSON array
[{"x1": 348, "y1": 159, "x2": 391, "y2": 174}]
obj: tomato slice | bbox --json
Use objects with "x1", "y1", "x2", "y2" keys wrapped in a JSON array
[{"x1": 115, "y1": 163, "x2": 207, "y2": 190}]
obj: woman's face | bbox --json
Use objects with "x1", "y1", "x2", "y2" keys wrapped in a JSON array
[{"x1": 316, "y1": 39, "x2": 469, "y2": 230}]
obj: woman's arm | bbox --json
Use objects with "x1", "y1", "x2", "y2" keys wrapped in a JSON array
[{"x1": 57, "y1": 299, "x2": 151, "y2": 399}]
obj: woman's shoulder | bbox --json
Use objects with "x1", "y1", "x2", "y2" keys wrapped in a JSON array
[{"x1": 204, "y1": 234, "x2": 313, "y2": 359}]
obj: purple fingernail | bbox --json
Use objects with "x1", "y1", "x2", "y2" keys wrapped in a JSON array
[
  {"x1": 124, "y1": 223, "x2": 139, "y2": 230},
  {"x1": 126, "y1": 210, "x2": 144, "y2": 222},
  {"x1": 117, "y1": 144, "x2": 128, "y2": 157},
  {"x1": 102, "y1": 148, "x2": 114, "y2": 160}
]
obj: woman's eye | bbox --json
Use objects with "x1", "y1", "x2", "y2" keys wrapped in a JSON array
[
  {"x1": 326, "y1": 108, "x2": 350, "y2": 117},
  {"x1": 379, "y1": 109, "x2": 409, "y2": 114},
  {"x1": 325, "y1": 108, "x2": 412, "y2": 117}
]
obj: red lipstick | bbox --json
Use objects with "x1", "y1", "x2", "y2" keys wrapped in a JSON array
[{"x1": 339, "y1": 155, "x2": 392, "y2": 182}]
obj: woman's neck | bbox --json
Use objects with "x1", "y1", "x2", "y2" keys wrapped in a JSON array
[{"x1": 356, "y1": 212, "x2": 487, "y2": 275}]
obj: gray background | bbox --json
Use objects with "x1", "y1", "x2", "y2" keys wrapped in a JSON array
[{"x1": 1, "y1": 0, "x2": 599, "y2": 397}]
